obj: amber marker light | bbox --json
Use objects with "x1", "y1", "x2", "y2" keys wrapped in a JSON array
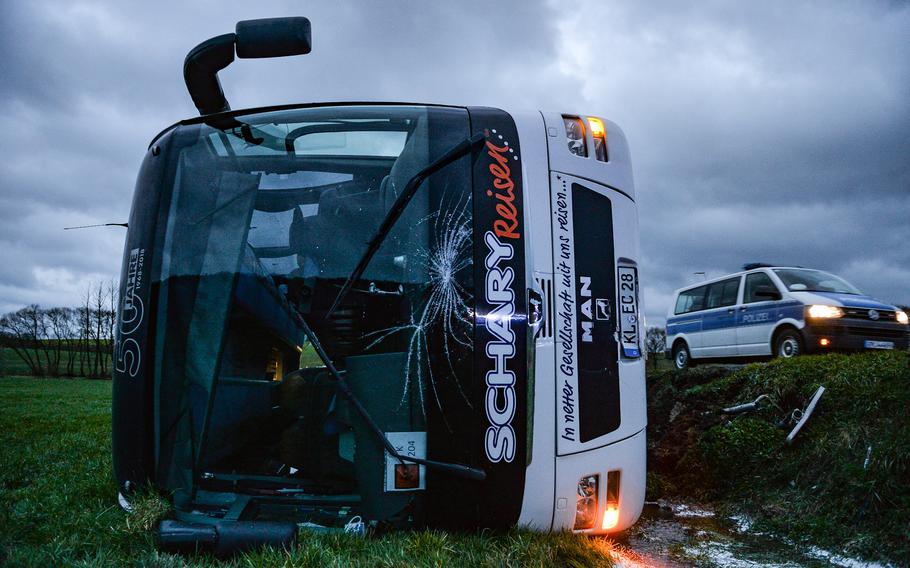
[
  {"x1": 602, "y1": 505, "x2": 620, "y2": 530},
  {"x1": 588, "y1": 117, "x2": 608, "y2": 162},
  {"x1": 601, "y1": 470, "x2": 621, "y2": 530}
]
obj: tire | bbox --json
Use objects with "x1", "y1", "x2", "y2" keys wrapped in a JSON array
[
  {"x1": 672, "y1": 342, "x2": 692, "y2": 370},
  {"x1": 775, "y1": 329, "x2": 803, "y2": 359}
]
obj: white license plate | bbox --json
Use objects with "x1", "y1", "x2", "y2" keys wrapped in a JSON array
[
  {"x1": 864, "y1": 340, "x2": 894, "y2": 350},
  {"x1": 617, "y1": 266, "x2": 641, "y2": 358}
]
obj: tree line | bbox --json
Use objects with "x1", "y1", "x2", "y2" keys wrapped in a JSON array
[{"x1": 0, "y1": 283, "x2": 116, "y2": 378}]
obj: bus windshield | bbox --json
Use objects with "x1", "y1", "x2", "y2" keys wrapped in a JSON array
[
  {"x1": 150, "y1": 105, "x2": 476, "y2": 503},
  {"x1": 773, "y1": 268, "x2": 862, "y2": 295}
]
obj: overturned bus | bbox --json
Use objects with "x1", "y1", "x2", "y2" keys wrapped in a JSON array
[{"x1": 112, "y1": 17, "x2": 646, "y2": 549}]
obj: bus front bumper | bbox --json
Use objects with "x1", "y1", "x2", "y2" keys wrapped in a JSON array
[{"x1": 551, "y1": 429, "x2": 646, "y2": 535}]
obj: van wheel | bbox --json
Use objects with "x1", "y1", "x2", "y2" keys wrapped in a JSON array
[
  {"x1": 672, "y1": 343, "x2": 692, "y2": 370},
  {"x1": 775, "y1": 329, "x2": 803, "y2": 359}
]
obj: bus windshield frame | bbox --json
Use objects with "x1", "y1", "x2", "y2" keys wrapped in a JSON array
[{"x1": 149, "y1": 104, "x2": 478, "y2": 508}]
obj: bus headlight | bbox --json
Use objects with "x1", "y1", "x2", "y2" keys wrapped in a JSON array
[
  {"x1": 897, "y1": 310, "x2": 908, "y2": 325},
  {"x1": 562, "y1": 116, "x2": 588, "y2": 157},
  {"x1": 807, "y1": 305, "x2": 843, "y2": 319},
  {"x1": 574, "y1": 474, "x2": 598, "y2": 530}
]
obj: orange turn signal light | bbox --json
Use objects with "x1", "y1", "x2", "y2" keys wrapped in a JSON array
[{"x1": 602, "y1": 506, "x2": 619, "y2": 530}]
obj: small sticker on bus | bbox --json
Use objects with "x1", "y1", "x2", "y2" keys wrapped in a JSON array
[{"x1": 384, "y1": 432, "x2": 426, "y2": 492}]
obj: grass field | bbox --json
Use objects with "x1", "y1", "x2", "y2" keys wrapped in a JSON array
[
  {"x1": 0, "y1": 347, "x2": 113, "y2": 377},
  {"x1": 0, "y1": 377, "x2": 619, "y2": 567},
  {"x1": 0, "y1": 348, "x2": 35, "y2": 376}
]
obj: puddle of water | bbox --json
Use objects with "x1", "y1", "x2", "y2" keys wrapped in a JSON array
[{"x1": 612, "y1": 500, "x2": 894, "y2": 568}]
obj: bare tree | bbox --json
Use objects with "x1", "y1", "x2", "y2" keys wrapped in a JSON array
[
  {"x1": 0, "y1": 283, "x2": 119, "y2": 378},
  {"x1": 47, "y1": 307, "x2": 79, "y2": 376},
  {"x1": 78, "y1": 287, "x2": 92, "y2": 376},
  {"x1": 45, "y1": 307, "x2": 67, "y2": 376},
  {"x1": 0, "y1": 305, "x2": 45, "y2": 375},
  {"x1": 106, "y1": 280, "x2": 117, "y2": 376},
  {"x1": 645, "y1": 327, "x2": 667, "y2": 370},
  {"x1": 92, "y1": 282, "x2": 107, "y2": 377}
]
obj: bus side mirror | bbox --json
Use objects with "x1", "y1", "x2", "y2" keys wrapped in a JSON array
[
  {"x1": 184, "y1": 17, "x2": 312, "y2": 116},
  {"x1": 235, "y1": 17, "x2": 311, "y2": 59},
  {"x1": 754, "y1": 286, "x2": 781, "y2": 301}
]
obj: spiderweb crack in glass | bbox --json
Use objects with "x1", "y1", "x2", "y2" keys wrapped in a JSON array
[{"x1": 364, "y1": 191, "x2": 473, "y2": 423}]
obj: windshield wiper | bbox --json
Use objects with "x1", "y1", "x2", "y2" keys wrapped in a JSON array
[
  {"x1": 325, "y1": 132, "x2": 486, "y2": 318},
  {"x1": 293, "y1": 309, "x2": 486, "y2": 481}
]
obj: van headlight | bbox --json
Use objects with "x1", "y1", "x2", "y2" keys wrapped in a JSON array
[
  {"x1": 807, "y1": 305, "x2": 843, "y2": 319},
  {"x1": 897, "y1": 310, "x2": 909, "y2": 325},
  {"x1": 574, "y1": 474, "x2": 598, "y2": 530}
]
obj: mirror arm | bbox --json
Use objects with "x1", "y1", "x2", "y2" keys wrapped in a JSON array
[
  {"x1": 183, "y1": 18, "x2": 311, "y2": 117},
  {"x1": 183, "y1": 34, "x2": 236, "y2": 116}
]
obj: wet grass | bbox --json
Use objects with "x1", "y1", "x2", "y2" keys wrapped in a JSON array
[
  {"x1": 646, "y1": 350, "x2": 910, "y2": 565},
  {"x1": 0, "y1": 376, "x2": 616, "y2": 567}
]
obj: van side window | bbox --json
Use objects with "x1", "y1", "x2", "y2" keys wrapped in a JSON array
[
  {"x1": 705, "y1": 277, "x2": 740, "y2": 310},
  {"x1": 675, "y1": 285, "x2": 707, "y2": 314},
  {"x1": 744, "y1": 272, "x2": 777, "y2": 303}
]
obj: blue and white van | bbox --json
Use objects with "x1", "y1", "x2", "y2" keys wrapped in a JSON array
[{"x1": 665, "y1": 264, "x2": 909, "y2": 369}]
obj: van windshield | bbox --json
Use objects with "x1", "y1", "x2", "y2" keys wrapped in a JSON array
[{"x1": 773, "y1": 268, "x2": 861, "y2": 295}]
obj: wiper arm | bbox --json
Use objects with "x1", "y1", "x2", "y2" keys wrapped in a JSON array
[
  {"x1": 326, "y1": 132, "x2": 486, "y2": 318},
  {"x1": 293, "y1": 311, "x2": 486, "y2": 481}
]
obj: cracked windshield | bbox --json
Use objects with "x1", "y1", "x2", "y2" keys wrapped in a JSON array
[{"x1": 153, "y1": 105, "x2": 473, "y2": 489}]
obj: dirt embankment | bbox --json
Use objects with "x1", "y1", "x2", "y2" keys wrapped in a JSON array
[{"x1": 645, "y1": 351, "x2": 910, "y2": 565}]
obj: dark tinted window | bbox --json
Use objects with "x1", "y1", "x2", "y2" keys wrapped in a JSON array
[
  {"x1": 705, "y1": 277, "x2": 740, "y2": 309},
  {"x1": 150, "y1": 105, "x2": 476, "y2": 477},
  {"x1": 675, "y1": 285, "x2": 707, "y2": 314},
  {"x1": 744, "y1": 272, "x2": 777, "y2": 303}
]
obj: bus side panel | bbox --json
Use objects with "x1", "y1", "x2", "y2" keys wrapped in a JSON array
[
  {"x1": 426, "y1": 107, "x2": 529, "y2": 529},
  {"x1": 470, "y1": 107, "x2": 529, "y2": 527},
  {"x1": 112, "y1": 136, "x2": 170, "y2": 497},
  {"x1": 510, "y1": 110, "x2": 557, "y2": 530}
]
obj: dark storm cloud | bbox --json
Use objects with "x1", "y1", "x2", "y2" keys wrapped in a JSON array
[
  {"x1": 0, "y1": 0, "x2": 907, "y2": 321},
  {"x1": 551, "y1": 1, "x2": 910, "y2": 319},
  {"x1": 0, "y1": 0, "x2": 560, "y2": 312}
]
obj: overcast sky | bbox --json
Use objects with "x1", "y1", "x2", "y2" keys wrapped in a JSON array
[{"x1": 1, "y1": 0, "x2": 908, "y2": 323}]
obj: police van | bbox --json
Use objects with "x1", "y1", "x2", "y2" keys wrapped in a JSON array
[{"x1": 666, "y1": 264, "x2": 909, "y2": 369}]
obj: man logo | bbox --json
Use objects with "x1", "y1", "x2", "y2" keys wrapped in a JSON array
[
  {"x1": 595, "y1": 298, "x2": 611, "y2": 321},
  {"x1": 868, "y1": 309, "x2": 880, "y2": 321}
]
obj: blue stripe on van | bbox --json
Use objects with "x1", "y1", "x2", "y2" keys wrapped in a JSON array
[
  {"x1": 668, "y1": 300, "x2": 804, "y2": 334},
  {"x1": 778, "y1": 301, "x2": 804, "y2": 321},
  {"x1": 701, "y1": 309, "x2": 735, "y2": 331},
  {"x1": 666, "y1": 314, "x2": 701, "y2": 335}
]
